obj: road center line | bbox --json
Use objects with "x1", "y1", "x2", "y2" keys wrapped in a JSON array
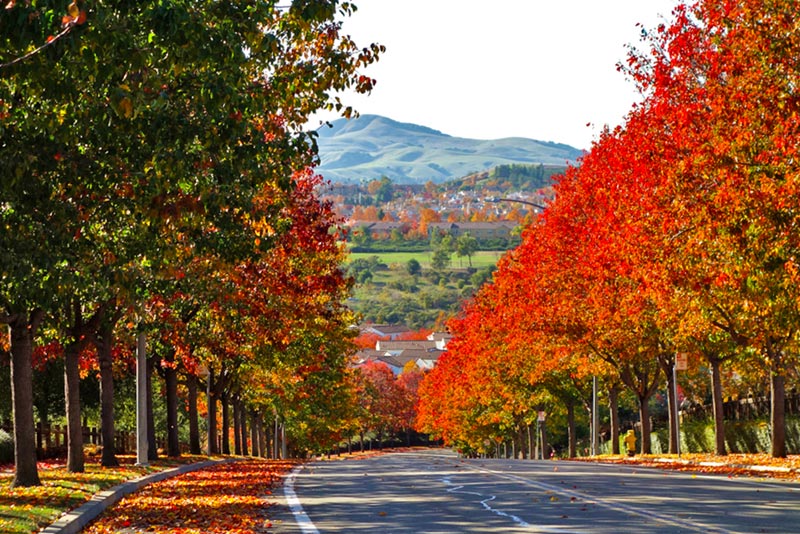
[
  {"x1": 442, "y1": 477, "x2": 540, "y2": 530},
  {"x1": 284, "y1": 464, "x2": 320, "y2": 534},
  {"x1": 459, "y1": 461, "x2": 742, "y2": 534}
]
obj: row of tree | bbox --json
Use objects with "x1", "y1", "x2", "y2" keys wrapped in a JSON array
[
  {"x1": 416, "y1": 0, "x2": 800, "y2": 458},
  {"x1": 1, "y1": 0, "x2": 383, "y2": 487}
]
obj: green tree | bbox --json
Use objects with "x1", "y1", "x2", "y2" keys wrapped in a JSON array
[
  {"x1": 431, "y1": 248, "x2": 452, "y2": 271},
  {"x1": 455, "y1": 233, "x2": 479, "y2": 268},
  {"x1": 1, "y1": 0, "x2": 382, "y2": 481},
  {"x1": 406, "y1": 258, "x2": 422, "y2": 277}
]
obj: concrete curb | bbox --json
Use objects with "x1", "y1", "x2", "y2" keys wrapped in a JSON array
[{"x1": 40, "y1": 458, "x2": 237, "y2": 534}]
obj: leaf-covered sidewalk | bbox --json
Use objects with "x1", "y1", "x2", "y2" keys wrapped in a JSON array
[
  {"x1": 81, "y1": 458, "x2": 294, "y2": 534},
  {"x1": 0, "y1": 455, "x2": 220, "y2": 534},
  {"x1": 574, "y1": 452, "x2": 800, "y2": 481}
]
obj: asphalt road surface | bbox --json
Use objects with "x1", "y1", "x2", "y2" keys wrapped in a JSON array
[{"x1": 270, "y1": 449, "x2": 799, "y2": 533}]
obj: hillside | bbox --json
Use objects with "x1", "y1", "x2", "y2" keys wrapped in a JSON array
[{"x1": 314, "y1": 114, "x2": 583, "y2": 184}]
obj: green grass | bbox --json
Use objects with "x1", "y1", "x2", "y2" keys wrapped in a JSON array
[{"x1": 348, "y1": 250, "x2": 504, "y2": 270}]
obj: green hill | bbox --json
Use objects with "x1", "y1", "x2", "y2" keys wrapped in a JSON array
[{"x1": 314, "y1": 115, "x2": 583, "y2": 184}]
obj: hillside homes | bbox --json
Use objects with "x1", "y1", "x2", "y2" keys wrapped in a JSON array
[
  {"x1": 427, "y1": 221, "x2": 515, "y2": 240},
  {"x1": 354, "y1": 330, "x2": 450, "y2": 374}
]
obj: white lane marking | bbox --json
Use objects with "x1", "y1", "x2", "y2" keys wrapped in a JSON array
[
  {"x1": 442, "y1": 477, "x2": 582, "y2": 533},
  {"x1": 284, "y1": 464, "x2": 320, "y2": 534},
  {"x1": 442, "y1": 477, "x2": 532, "y2": 528}
]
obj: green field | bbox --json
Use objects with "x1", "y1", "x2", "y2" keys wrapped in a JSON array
[{"x1": 348, "y1": 250, "x2": 505, "y2": 270}]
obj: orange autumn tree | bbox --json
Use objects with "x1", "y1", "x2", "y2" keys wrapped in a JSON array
[{"x1": 622, "y1": 0, "x2": 800, "y2": 458}]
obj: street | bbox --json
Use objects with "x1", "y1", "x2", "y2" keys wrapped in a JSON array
[{"x1": 271, "y1": 450, "x2": 800, "y2": 533}]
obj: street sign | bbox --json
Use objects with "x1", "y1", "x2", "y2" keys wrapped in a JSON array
[{"x1": 675, "y1": 353, "x2": 688, "y2": 371}]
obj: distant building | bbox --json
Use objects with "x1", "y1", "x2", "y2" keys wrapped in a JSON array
[
  {"x1": 427, "y1": 331, "x2": 453, "y2": 350},
  {"x1": 376, "y1": 340, "x2": 439, "y2": 354},
  {"x1": 363, "y1": 324, "x2": 413, "y2": 340},
  {"x1": 428, "y1": 222, "x2": 515, "y2": 240},
  {"x1": 348, "y1": 221, "x2": 411, "y2": 238}
]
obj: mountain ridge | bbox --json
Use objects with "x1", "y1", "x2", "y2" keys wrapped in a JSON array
[{"x1": 313, "y1": 114, "x2": 582, "y2": 184}]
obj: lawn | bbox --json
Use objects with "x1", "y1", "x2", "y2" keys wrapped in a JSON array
[{"x1": 348, "y1": 250, "x2": 505, "y2": 270}]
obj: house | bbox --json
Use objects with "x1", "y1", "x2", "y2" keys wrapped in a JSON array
[
  {"x1": 427, "y1": 222, "x2": 515, "y2": 240},
  {"x1": 375, "y1": 348, "x2": 445, "y2": 375},
  {"x1": 427, "y1": 331, "x2": 452, "y2": 350},
  {"x1": 363, "y1": 324, "x2": 413, "y2": 340},
  {"x1": 349, "y1": 221, "x2": 411, "y2": 238},
  {"x1": 375, "y1": 340, "x2": 439, "y2": 354}
]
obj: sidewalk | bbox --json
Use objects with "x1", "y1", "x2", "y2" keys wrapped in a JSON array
[
  {"x1": 40, "y1": 458, "x2": 235, "y2": 534},
  {"x1": 574, "y1": 452, "x2": 800, "y2": 481}
]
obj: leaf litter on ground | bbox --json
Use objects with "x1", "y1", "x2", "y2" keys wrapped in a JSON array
[{"x1": 82, "y1": 458, "x2": 295, "y2": 534}]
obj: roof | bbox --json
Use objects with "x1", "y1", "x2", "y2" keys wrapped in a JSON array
[
  {"x1": 376, "y1": 340, "x2": 439, "y2": 352},
  {"x1": 363, "y1": 324, "x2": 413, "y2": 337}
]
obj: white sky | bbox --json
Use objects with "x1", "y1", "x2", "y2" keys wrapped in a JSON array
[{"x1": 312, "y1": 0, "x2": 679, "y2": 150}]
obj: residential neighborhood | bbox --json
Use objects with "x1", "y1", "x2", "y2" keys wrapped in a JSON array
[{"x1": 354, "y1": 325, "x2": 451, "y2": 374}]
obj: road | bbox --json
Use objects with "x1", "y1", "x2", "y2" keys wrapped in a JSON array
[{"x1": 269, "y1": 449, "x2": 800, "y2": 534}]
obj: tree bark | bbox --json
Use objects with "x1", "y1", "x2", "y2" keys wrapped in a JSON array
[
  {"x1": 206, "y1": 368, "x2": 217, "y2": 455},
  {"x1": 96, "y1": 322, "x2": 118, "y2": 467},
  {"x1": 233, "y1": 397, "x2": 241, "y2": 455},
  {"x1": 250, "y1": 410, "x2": 259, "y2": 457},
  {"x1": 64, "y1": 338, "x2": 84, "y2": 473},
  {"x1": 566, "y1": 402, "x2": 576, "y2": 458},
  {"x1": 664, "y1": 359, "x2": 679, "y2": 454},
  {"x1": 709, "y1": 357, "x2": 727, "y2": 455},
  {"x1": 260, "y1": 416, "x2": 269, "y2": 458},
  {"x1": 638, "y1": 394, "x2": 652, "y2": 454},
  {"x1": 770, "y1": 363, "x2": 787, "y2": 458},
  {"x1": 146, "y1": 356, "x2": 157, "y2": 461},
  {"x1": 164, "y1": 353, "x2": 180, "y2": 457},
  {"x1": 187, "y1": 373, "x2": 201, "y2": 454},
  {"x1": 7, "y1": 311, "x2": 43, "y2": 487},
  {"x1": 221, "y1": 391, "x2": 230, "y2": 455},
  {"x1": 608, "y1": 385, "x2": 621, "y2": 455},
  {"x1": 239, "y1": 399, "x2": 248, "y2": 456}
]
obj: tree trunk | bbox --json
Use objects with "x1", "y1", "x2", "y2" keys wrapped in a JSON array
[
  {"x1": 540, "y1": 420, "x2": 548, "y2": 459},
  {"x1": 187, "y1": 374, "x2": 201, "y2": 454},
  {"x1": 207, "y1": 368, "x2": 217, "y2": 455},
  {"x1": 664, "y1": 360, "x2": 679, "y2": 454},
  {"x1": 527, "y1": 423, "x2": 533, "y2": 460},
  {"x1": 97, "y1": 322, "x2": 118, "y2": 467},
  {"x1": 250, "y1": 411, "x2": 259, "y2": 457},
  {"x1": 64, "y1": 339, "x2": 84, "y2": 473},
  {"x1": 165, "y1": 357, "x2": 180, "y2": 457},
  {"x1": 709, "y1": 358, "x2": 727, "y2": 456},
  {"x1": 221, "y1": 391, "x2": 230, "y2": 455},
  {"x1": 146, "y1": 356, "x2": 157, "y2": 461},
  {"x1": 8, "y1": 312, "x2": 42, "y2": 487},
  {"x1": 233, "y1": 398, "x2": 242, "y2": 455},
  {"x1": 770, "y1": 365, "x2": 787, "y2": 458},
  {"x1": 260, "y1": 416, "x2": 269, "y2": 458},
  {"x1": 566, "y1": 402, "x2": 576, "y2": 458},
  {"x1": 608, "y1": 385, "x2": 621, "y2": 455},
  {"x1": 638, "y1": 394, "x2": 652, "y2": 454},
  {"x1": 280, "y1": 422, "x2": 287, "y2": 459},
  {"x1": 239, "y1": 400, "x2": 248, "y2": 456}
]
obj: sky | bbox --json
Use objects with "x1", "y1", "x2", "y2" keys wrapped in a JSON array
[{"x1": 311, "y1": 0, "x2": 680, "y2": 151}]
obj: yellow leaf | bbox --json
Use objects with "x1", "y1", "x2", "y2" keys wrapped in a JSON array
[
  {"x1": 119, "y1": 97, "x2": 133, "y2": 118},
  {"x1": 68, "y1": 0, "x2": 79, "y2": 18}
]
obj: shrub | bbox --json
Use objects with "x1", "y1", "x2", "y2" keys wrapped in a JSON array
[{"x1": 0, "y1": 428, "x2": 13, "y2": 464}]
